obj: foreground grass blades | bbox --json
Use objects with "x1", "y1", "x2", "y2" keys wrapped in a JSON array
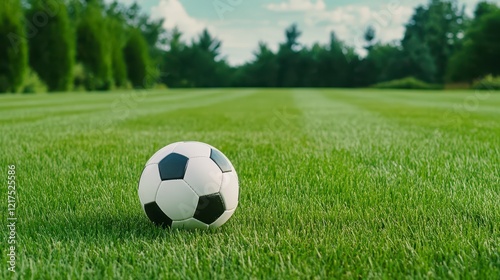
[{"x1": 0, "y1": 89, "x2": 499, "y2": 279}]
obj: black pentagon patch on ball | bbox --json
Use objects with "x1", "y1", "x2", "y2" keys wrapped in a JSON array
[
  {"x1": 210, "y1": 149, "x2": 232, "y2": 173},
  {"x1": 144, "y1": 202, "x2": 172, "y2": 227},
  {"x1": 194, "y1": 193, "x2": 225, "y2": 224},
  {"x1": 158, "y1": 153, "x2": 189, "y2": 180}
]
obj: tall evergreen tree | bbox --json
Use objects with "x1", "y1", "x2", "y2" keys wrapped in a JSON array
[
  {"x1": 402, "y1": 0, "x2": 466, "y2": 82},
  {"x1": 447, "y1": 2, "x2": 500, "y2": 81},
  {"x1": 364, "y1": 26, "x2": 376, "y2": 51},
  {"x1": 368, "y1": 44, "x2": 407, "y2": 83},
  {"x1": 27, "y1": 0, "x2": 75, "y2": 92},
  {"x1": 124, "y1": 28, "x2": 150, "y2": 88},
  {"x1": 191, "y1": 29, "x2": 224, "y2": 87},
  {"x1": 76, "y1": 0, "x2": 113, "y2": 90},
  {"x1": 109, "y1": 18, "x2": 128, "y2": 88},
  {"x1": 310, "y1": 33, "x2": 350, "y2": 87},
  {"x1": 403, "y1": 36, "x2": 438, "y2": 82},
  {"x1": 162, "y1": 28, "x2": 191, "y2": 87},
  {"x1": 0, "y1": 0, "x2": 28, "y2": 93},
  {"x1": 277, "y1": 24, "x2": 302, "y2": 87},
  {"x1": 105, "y1": 3, "x2": 129, "y2": 88},
  {"x1": 249, "y1": 42, "x2": 278, "y2": 87}
]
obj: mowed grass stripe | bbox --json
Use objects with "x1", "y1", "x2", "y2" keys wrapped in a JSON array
[
  {"x1": 0, "y1": 89, "x2": 173, "y2": 107},
  {"x1": 333, "y1": 90, "x2": 500, "y2": 151},
  {"x1": 347, "y1": 88, "x2": 500, "y2": 106},
  {"x1": 0, "y1": 89, "x2": 246, "y2": 133},
  {"x1": 345, "y1": 89, "x2": 500, "y2": 117},
  {"x1": 0, "y1": 89, "x2": 224, "y2": 120}
]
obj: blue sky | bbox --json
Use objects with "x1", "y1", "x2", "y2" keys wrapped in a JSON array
[{"x1": 116, "y1": 0, "x2": 483, "y2": 65}]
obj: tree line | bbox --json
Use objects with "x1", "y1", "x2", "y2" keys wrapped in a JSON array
[
  {"x1": 1, "y1": 0, "x2": 161, "y2": 93},
  {"x1": 0, "y1": 0, "x2": 499, "y2": 93}
]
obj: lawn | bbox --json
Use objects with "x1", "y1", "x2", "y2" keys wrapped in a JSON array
[{"x1": 1, "y1": 89, "x2": 499, "y2": 279}]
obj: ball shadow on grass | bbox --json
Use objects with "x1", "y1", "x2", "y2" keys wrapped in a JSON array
[{"x1": 24, "y1": 209, "x2": 220, "y2": 243}]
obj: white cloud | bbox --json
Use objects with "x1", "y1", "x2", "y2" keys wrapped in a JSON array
[
  {"x1": 150, "y1": 0, "x2": 258, "y2": 65},
  {"x1": 301, "y1": 4, "x2": 414, "y2": 55},
  {"x1": 266, "y1": 0, "x2": 326, "y2": 12},
  {"x1": 150, "y1": 0, "x2": 207, "y2": 40},
  {"x1": 265, "y1": 1, "x2": 415, "y2": 52},
  {"x1": 210, "y1": 20, "x2": 284, "y2": 65},
  {"x1": 461, "y1": 0, "x2": 481, "y2": 16},
  {"x1": 105, "y1": 0, "x2": 134, "y2": 5}
]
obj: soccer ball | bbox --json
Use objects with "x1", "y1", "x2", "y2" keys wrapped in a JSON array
[{"x1": 138, "y1": 141, "x2": 239, "y2": 229}]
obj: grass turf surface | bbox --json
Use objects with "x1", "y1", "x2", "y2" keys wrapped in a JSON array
[{"x1": 1, "y1": 89, "x2": 499, "y2": 279}]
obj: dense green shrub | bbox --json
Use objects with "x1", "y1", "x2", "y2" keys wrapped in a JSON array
[
  {"x1": 372, "y1": 77, "x2": 443, "y2": 90},
  {"x1": 72, "y1": 63, "x2": 87, "y2": 91},
  {"x1": 21, "y1": 68, "x2": 48, "y2": 94},
  {"x1": 472, "y1": 75, "x2": 500, "y2": 90}
]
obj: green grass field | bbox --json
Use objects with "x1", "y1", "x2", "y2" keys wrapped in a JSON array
[{"x1": 1, "y1": 89, "x2": 499, "y2": 279}]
